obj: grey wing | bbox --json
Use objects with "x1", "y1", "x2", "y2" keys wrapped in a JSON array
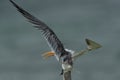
[{"x1": 10, "y1": 0, "x2": 66, "y2": 58}]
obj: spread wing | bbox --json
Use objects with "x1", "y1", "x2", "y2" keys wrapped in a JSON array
[{"x1": 10, "y1": 0, "x2": 66, "y2": 59}]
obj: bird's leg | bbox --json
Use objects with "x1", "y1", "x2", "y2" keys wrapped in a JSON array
[{"x1": 42, "y1": 51, "x2": 55, "y2": 59}]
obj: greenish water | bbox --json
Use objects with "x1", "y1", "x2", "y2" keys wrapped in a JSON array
[{"x1": 0, "y1": 0, "x2": 120, "y2": 80}]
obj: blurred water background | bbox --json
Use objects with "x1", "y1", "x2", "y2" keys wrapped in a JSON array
[{"x1": 0, "y1": 0, "x2": 120, "y2": 80}]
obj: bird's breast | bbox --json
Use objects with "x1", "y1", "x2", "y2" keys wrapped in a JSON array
[{"x1": 62, "y1": 63, "x2": 72, "y2": 72}]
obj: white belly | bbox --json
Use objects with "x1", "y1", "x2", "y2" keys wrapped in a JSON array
[{"x1": 62, "y1": 64, "x2": 72, "y2": 72}]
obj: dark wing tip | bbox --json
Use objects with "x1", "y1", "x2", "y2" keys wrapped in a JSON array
[
  {"x1": 9, "y1": 0, "x2": 30, "y2": 15},
  {"x1": 9, "y1": 0, "x2": 13, "y2": 4},
  {"x1": 9, "y1": 0, "x2": 47, "y2": 26},
  {"x1": 9, "y1": 0, "x2": 21, "y2": 11},
  {"x1": 85, "y1": 38, "x2": 102, "y2": 50},
  {"x1": 85, "y1": 38, "x2": 90, "y2": 45}
]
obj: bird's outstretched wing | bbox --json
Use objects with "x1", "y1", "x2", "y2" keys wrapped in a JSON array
[{"x1": 9, "y1": 0, "x2": 66, "y2": 59}]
